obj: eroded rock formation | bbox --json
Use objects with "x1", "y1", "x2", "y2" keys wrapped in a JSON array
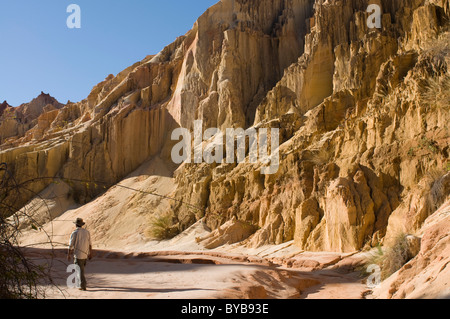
[{"x1": 2, "y1": 0, "x2": 449, "y2": 265}]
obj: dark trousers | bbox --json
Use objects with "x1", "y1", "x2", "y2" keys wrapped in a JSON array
[{"x1": 75, "y1": 258, "x2": 87, "y2": 290}]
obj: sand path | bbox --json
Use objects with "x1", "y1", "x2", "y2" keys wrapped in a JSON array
[{"x1": 28, "y1": 248, "x2": 367, "y2": 299}]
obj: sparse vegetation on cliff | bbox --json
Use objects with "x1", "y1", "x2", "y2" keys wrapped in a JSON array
[
  {"x1": 362, "y1": 233, "x2": 420, "y2": 281},
  {"x1": 146, "y1": 212, "x2": 179, "y2": 241}
]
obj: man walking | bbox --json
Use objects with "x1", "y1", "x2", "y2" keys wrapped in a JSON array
[{"x1": 68, "y1": 218, "x2": 92, "y2": 291}]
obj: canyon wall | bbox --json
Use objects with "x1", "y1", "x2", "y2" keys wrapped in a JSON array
[{"x1": 1, "y1": 0, "x2": 449, "y2": 255}]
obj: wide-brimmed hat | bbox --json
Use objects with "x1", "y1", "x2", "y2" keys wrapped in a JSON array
[{"x1": 74, "y1": 218, "x2": 85, "y2": 227}]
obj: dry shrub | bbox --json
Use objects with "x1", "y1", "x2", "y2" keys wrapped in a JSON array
[
  {"x1": 419, "y1": 74, "x2": 450, "y2": 109},
  {"x1": 421, "y1": 168, "x2": 450, "y2": 213},
  {"x1": 379, "y1": 233, "x2": 411, "y2": 280},
  {"x1": 0, "y1": 163, "x2": 54, "y2": 299},
  {"x1": 418, "y1": 33, "x2": 450, "y2": 109},
  {"x1": 309, "y1": 148, "x2": 331, "y2": 167},
  {"x1": 428, "y1": 171, "x2": 450, "y2": 211},
  {"x1": 146, "y1": 212, "x2": 179, "y2": 241},
  {"x1": 362, "y1": 233, "x2": 419, "y2": 281}
]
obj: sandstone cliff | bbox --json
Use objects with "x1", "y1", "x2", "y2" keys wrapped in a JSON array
[
  {"x1": 2, "y1": 0, "x2": 449, "y2": 298},
  {"x1": 0, "y1": 92, "x2": 63, "y2": 144},
  {"x1": 170, "y1": 0, "x2": 450, "y2": 254}
]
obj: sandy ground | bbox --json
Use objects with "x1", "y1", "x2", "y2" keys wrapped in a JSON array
[
  {"x1": 21, "y1": 217, "x2": 369, "y2": 299},
  {"x1": 21, "y1": 213, "x2": 369, "y2": 299},
  {"x1": 26, "y1": 247, "x2": 367, "y2": 299}
]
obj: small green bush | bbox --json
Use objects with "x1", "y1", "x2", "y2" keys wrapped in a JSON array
[{"x1": 146, "y1": 213, "x2": 179, "y2": 240}]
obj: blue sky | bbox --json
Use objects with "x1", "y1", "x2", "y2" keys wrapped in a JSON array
[{"x1": 0, "y1": 0, "x2": 218, "y2": 106}]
